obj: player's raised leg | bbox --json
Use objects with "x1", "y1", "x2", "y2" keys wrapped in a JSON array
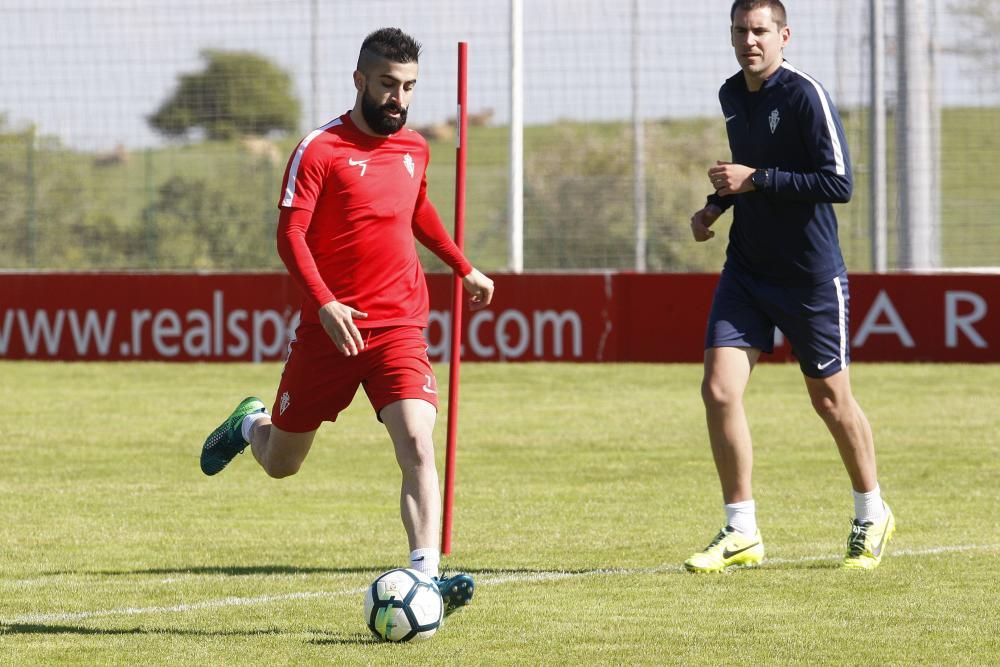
[
  {"x1": 249, "y1": 422, "x2": 318, "y2": 479},
  {"x1": 381, "y1": 398, "x2": 474, "y2": 614},
  {"x1": 201, "y1": 396, "x2": 318, "y2": 478},
  {"x1": 804, "y1": 370, "x2": 894, "y2": 570},
  {"x1": 201, "y1": 396, "x2": 268, "y2": 475}
]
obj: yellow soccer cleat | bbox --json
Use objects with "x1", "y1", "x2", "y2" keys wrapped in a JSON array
[
  {"x1": 684, "y1": 526, "x2": 765, "y2": 573},
  {"x1": 842, "y1": 504, "x2": 895, "y2": 570}
]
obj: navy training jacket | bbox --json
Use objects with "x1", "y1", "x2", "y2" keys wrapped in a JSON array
[{"x1": 707, "y1": 61, "x2": 852, "y2": 285}]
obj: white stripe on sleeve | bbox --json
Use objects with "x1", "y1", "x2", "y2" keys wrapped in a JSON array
[
  {"x1": 781, "y1": 62, "x2": 846, "y2": 176},
  {"x1": 281, "y1": 117, "x2": 343, "y2": 207}
]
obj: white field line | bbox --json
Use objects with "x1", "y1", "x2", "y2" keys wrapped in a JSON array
[
  {"x1": 5, "y1": 590, "x2": 363, "y2": 625},
  {"x1": 5, "y1": 543, "x2": 998, "y2": 626}
]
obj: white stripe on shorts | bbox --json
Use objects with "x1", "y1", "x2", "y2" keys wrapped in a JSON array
[{"x1": 833, "y1": 275, "x2": 847, "y2": 371}]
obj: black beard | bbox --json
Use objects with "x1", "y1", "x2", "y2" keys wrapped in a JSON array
[{"x1": 360, "y1": 88, "x2": 408, "y2": 135}]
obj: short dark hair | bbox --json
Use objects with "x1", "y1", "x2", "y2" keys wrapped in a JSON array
[
  {"x1": 357, "y1": 27, "x2": 422, "y2": 72},
  {"x1": 730, "y1": 0, "x2": 787, "y2": 27}
]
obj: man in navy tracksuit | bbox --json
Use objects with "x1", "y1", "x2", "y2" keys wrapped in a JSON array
[{"x1": 684, "y1": 0, "x2": 894, "y2": 573}]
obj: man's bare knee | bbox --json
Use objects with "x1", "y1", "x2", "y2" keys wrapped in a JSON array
[
  {"x1": 810, "y1": 393, "x2": 839, "y2": 421},
  {"x1": 395, "y1": 434, "x2": 436, "y2": 472},
  {"x1": 262, "y1": 457, "x2": 303, "y2": 479},
  {"x1": 702, "y1": 377, "x2": 741, "y2": 410},
  {"x1": 255, "y1": 427, "x2": 315, "y2": 479}
]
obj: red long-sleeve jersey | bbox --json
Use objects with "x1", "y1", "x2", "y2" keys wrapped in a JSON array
[{"x1": 277, "y1": 112, "x2": 471, "y2": 328}]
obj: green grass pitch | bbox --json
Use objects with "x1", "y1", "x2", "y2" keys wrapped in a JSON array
[{"x1": 1, "y1": 361, "x2": 998, "y2": 664}]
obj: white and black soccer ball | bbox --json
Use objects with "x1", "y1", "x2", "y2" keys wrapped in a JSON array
[{"x1": 364, "y1": 568, "x2": 444, "y2": 642}]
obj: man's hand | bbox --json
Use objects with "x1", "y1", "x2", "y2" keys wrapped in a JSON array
[
  {"x1": 708, "y1": 160, "x2": 754, "y2": 196},
  {"x1": 318, "y1": 300, "x2": 368, "y2": 356},
  {"x1": 462, "y1": 268, "x2": 495, "y2": 311},
  {"x1": 690, "y1": 204, "x2": 723, "y2": 242}
]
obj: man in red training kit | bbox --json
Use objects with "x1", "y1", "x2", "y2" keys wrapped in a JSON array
[{"x1": 200, "y1": 27, "x2": 494, "y2": 615}]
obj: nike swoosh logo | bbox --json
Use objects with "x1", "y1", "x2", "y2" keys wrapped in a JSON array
[
  {"x1": 725, "y1": 114, "x2": 737, "y2": 123},
  {"x1": 871, "y1": 519, "x2": 892, "y2": 556},
  {"x1": 348, "y1": 157, "x2": 369, "y2": 176},
  {"x1": 722, "y1": 542, "x2": 760, "y2": 559},
  {"x1": 817, "y1": 357, "x2": 839, "y2": 370},
  {"x1": 421, "y1": 374, "x2": 437, "y2": 395}
]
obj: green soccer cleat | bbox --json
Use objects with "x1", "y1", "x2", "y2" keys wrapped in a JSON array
[
  {"x1": 842, "y1": 504, "x2": 895, "y2": 571},
  {"x1": 200, "y1": 397, "x2": 267, "y2": 476},
  {"x1": 435, "y1": 572, "x2": 474, "y2": 615},
  {"x1": 684, "y1": 526, "x2": 765, "y2": 573}
]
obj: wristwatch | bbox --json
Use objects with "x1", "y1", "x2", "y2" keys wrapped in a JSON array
[{"x1": 751, "y1": 168, "x2": 769, "y2": 191}]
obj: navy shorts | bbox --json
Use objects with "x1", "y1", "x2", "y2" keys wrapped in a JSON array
[{"x1": 705, "y1": 267, "x2": 851, "y2": 378}]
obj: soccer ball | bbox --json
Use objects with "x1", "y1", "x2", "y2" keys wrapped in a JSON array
[{"x1": 364, "y1": 568, "x2": 444, "y2": 642}]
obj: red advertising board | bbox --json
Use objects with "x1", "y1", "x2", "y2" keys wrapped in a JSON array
[{"x1": 1, "y1": 272, "x2": 997, "y2": 362}]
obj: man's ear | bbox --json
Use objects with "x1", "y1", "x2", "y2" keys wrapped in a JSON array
[{"x1": 353, "y1": 70, "x2": 365, "y2": 93}]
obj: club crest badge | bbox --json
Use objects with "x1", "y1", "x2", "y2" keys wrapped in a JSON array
[
  {"x1": 769, "y1": 109, "x2": 780, "y2": 134},
  {"x1": 403, "y1": 153, "x2": 415, "y2": 178}
]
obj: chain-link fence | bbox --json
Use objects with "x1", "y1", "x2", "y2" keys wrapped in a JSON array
[{"x1": 1, "y1": 0, "x2": 997, "y2": 272}]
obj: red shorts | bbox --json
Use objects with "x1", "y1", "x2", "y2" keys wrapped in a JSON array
[{"x1": 271, "y1": 324, "x2": 439, "y2": 432}]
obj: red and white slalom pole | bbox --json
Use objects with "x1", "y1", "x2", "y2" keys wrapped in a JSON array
[{"x1": 441, "y1": 41, "x2": 468, "y2": 556}]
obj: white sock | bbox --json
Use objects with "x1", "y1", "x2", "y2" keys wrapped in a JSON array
[
  {"x1": 409, "y1": 548, "x2": 440, "y2": 578},
  {"x1": 241, "y1": 411, "x2": 269, "y2": 444},
  {"x1": 724, "y1": 499, "x2": 757, "y2": 536},
  {"x1": 853, "y1": 485, "x2": 886, "y2": 523}
]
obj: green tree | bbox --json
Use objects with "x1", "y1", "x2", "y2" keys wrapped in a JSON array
[
  {"x1": 520, "y1": 120, "x2": 732, "y2": 271},
  {"x1": 523, "y1": 124, "x2": 635, "y2": 269},
  {"x1": 150, "y1": 50, "x2": 301, "y2": 140},
  {"x1": 0, "y1": 119, "x2": 109, "y2": 269},
  {"x1": 144, "y1": 172, "x2": 281, "y2": 270}
]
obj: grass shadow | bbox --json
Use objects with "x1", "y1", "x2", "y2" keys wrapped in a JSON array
[
  {"x1": 0, "y1": 624, "x2": 291, "y2": 637},
  {"x1": 308, "y1": 632, "x2": 379, "y2": 646},
  {"x1": 38, "y1": 565, "x2": 599, "y2": 578},
  {"x1": 40, "y1": 564, "x2": 400, "y2": 577}
]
